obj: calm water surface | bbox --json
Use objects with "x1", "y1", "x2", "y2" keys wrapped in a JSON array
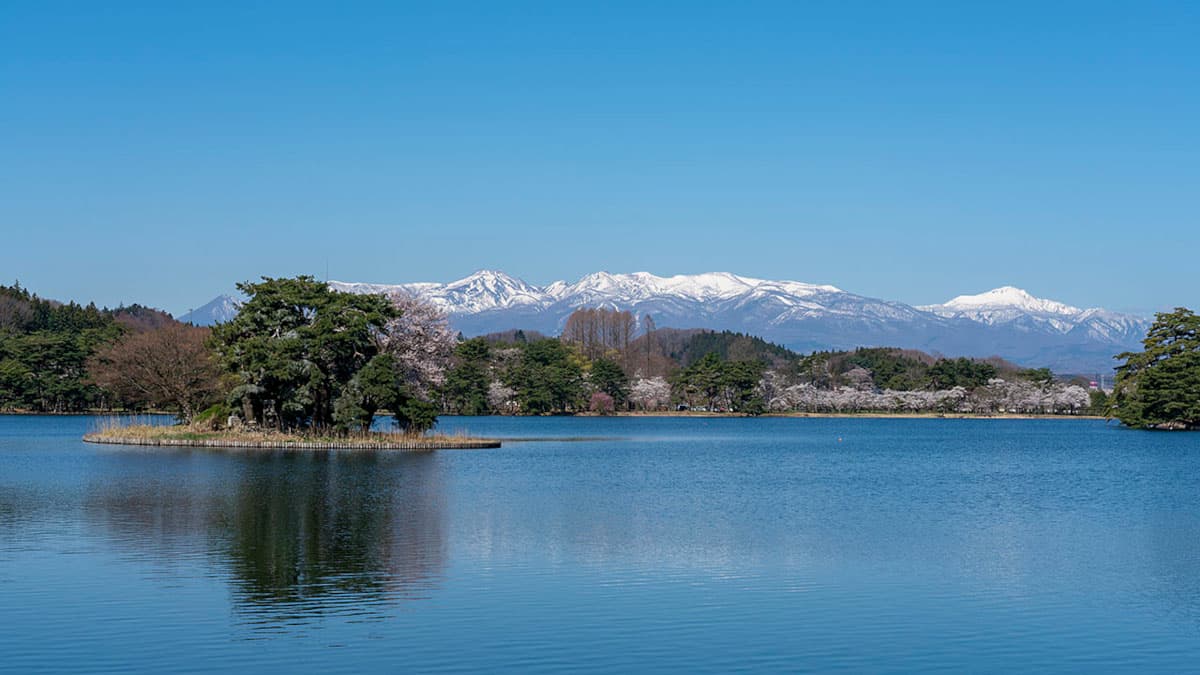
[{"x1": 3, "y1": 415, "x2": 1200, "y2": 672}]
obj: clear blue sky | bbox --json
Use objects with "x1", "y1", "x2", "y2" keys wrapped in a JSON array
[{"x1": 2, "y1": 1, "x2": 1197, "y2": 315}]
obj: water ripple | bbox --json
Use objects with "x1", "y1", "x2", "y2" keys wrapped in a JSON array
[{"x1": 3, "y1": 415, "x2": 1200, "y2": 671}]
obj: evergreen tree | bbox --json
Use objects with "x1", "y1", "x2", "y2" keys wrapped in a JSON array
[
  {"x1": 503, "y1": 339, "x2": 586, "y2": 414},
  {"x1": 0, "y1": 283, "x2": 123, "y2": 412},
  {"x1": 672, "y1": 352, "x2": 726, "y2": 410},
  {"x1": 723, "y1": 359, "x2": 767, "y2": 414},
  {"x1": 589, "y1": 357, "x2": 630, "y2": 407},
  {"x1": 333, "y1": 353, "x2": 402, "y2": 432},
  {"x1": 670, "y1": 352, "x2": 766, "y2": 413},
  {"x1": 442, "y1": 338, "x2": 493, "y2": 415},
  {"x1": 844, "y1": 348, "x2": 928, "y2": 390},
  {"x1": 211, "y1": 276, "x2": 398, "y2": 430},
  {"x1": 1112, "y1": 308, "x2": 1200, "y2": 430},
  {"x1": 394, "y1": 396, "x2": 439, "y2": 433},
  {"x1": 926, "y1": 358, "x2": 997, "y2": 390}
]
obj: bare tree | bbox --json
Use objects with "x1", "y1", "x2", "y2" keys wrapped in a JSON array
[
  {"x1": 87, "y1": 324, "x2": 221, "y2": 421},
  {"x1": 0, "y1": 295, "x2": 33, "y2": 331},
  {"x1": 640, "y1": 314, "x2": 656, "y2": 375},
  {"x1": 562, "y1": 307, "x2": 636, "y2": 362}
]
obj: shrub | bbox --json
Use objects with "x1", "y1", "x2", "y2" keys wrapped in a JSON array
[
  {"x1": 589, "y1": 391, "x2": 615, "y2": 415},
  {"x1": 192, "y1": 402, "x2": 233, "y2": 430}
]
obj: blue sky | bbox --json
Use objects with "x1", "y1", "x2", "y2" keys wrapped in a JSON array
[{"x1": 2, "y1": 1, "x2": 1197, "y2": 315}]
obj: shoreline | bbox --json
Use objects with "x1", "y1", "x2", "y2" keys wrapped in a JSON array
[
  {"x1": 83, "y1": 427, "x2": 501, "y2": 450},
  {"x1": 605, "y1": 411, "x2": 1108, "y2": 420},
  {"x1": 2, "y1": 410, "x2": 175, "y2": 417},
  {"x1": 8, "y1": 409, "x2": 1109, "y2": 422}
]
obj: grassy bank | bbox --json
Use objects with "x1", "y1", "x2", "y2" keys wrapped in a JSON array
[{"x1": 83, "y1": 421, "x2": 500, "y2": 450}]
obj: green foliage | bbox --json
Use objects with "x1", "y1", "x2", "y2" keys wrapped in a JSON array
[
  {"x1": 502, "y1": 339, "x2": 586, "y2": 414},
  {"x1": 193, "y1": 402, "x2": 234, "y2": 430},
  {"x1": 671, "y1": 352, "x2": 766, "y2": 413},
  {"x1": 395, "y1": 396, "x2": 439, "y2": 433},
  {"x1": 1018, "y1": 367, "x2": 1054, "y2": 384},
  {"x1": 673, "y1": 352, "x2": 725, "y2": 409},
  {"x1": 0, "y1": 283, "x2": 123, "y2": 411},
  {"x1": 333, "y1": 353, "x2": 403, "y2": 432},
  {"x1": 790, "y1": 348, "x2": 1006, "y2": 392},
  {"x1": 790, "y1": 350, "x2": 838, "y2": 388},
  {"x1": 676, "y1": 331, "x2": 795, "y2": 367},
  {"x1": 212, "y1": 276, "x2": 403, "y2": 430},
  {"x1": 1112, "y1": 308, "x2": 1200, "y2": 430},
  {"x1": 739, "y1": 394, "x2": 767, "y2": 416},
  {"x1": 843, "y1": 348, "x2": 929, "y2": 390},
  {"x1": 589, "y1": 357, "x2": 630, "y2": 406},
  {"x1": 442, "y1": 338, "x2": 492, "y2": 415},
  {"x1": 723, "y1": 359, "x2": 767, "y2": 414},
  {"x1": 926, "y1": 358, "x2": 997, "y2": 390}
]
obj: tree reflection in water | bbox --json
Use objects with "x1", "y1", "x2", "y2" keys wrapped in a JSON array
[{"x1": 86, "y1": 449, "x2": 446, "y2": 626}]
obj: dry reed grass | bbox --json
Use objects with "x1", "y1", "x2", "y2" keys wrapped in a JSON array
[{"x1": 85, "y1": 417, "x2": 496, "y2": 449}]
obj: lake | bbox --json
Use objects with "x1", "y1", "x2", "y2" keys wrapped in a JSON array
[{"x1": 2, "y1": 414, "x2": 1200, "y2": 672}]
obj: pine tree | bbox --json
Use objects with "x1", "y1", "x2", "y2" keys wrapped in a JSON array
[
  {"x1": 589, "y1": 358, "x2": 630, "y2": 407},
  {"x1": 1111, "y1": 307, "x2": 1200, "y2": 430}
]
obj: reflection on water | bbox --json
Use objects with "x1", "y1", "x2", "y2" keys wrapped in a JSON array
[
  {"x1": 5, "y1": 415, "x2": 1200, "y2": 672},
  {"x1": 85, "y1": 450, "x2": 446, "y2": 624}
]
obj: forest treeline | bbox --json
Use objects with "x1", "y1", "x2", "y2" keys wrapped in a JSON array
[
  {"x1": 2, "y1": 279, "x2": 1194, "y2": 429},
  {"x1": 443, "y1": 320, "x2": 1100, "y2": 416},
  {"x1": 0, "y1": 283, "x2": 185, "y2": 412}
]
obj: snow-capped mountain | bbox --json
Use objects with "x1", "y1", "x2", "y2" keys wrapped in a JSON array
[
  {"x1": 181, "y1": 271, "x2": 1151, "y2": 373},
  {"x1": 177, "y1": 294, "x2": 241, "y2": 326},
  {"x1": 921, "y1": 286, "x2": 1082, "y2": 326},
  {"x1": 328, "y1": 271, "x2": 936, "y2": 350},
  {"x1": 919, "y1": 286, "x2": 1148, "y2": 346},
  {"x1": 334, "y1": 270, "x2": 547, "y2": 314}
]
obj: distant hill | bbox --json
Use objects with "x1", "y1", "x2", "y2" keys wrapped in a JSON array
[
  {"x1": 478, "y1": 328, "x2": 551, "y2": 344},
  {"x1": 111, "y1": 305, "x2": 178, "y2": 333},
  {"x1": 628, "y1": 328, "x2": 794, "y2": 370}
]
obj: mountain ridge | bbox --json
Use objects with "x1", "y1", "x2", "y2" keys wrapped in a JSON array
[{"x1": 180, "y1": 270, "x2": 1150, "y2": 374}]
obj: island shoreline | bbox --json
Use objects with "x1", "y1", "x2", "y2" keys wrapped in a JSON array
[{"x1": 82, "y1": 433, "x2": 500, "y2": 450}]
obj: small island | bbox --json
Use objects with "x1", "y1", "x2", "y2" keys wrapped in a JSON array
[
  {"x1": 83, "y1": 424, "x2": 499, "y2": 450},
  {"x1": 78, "y1": 276, "x2": 503, "y2": 449}
]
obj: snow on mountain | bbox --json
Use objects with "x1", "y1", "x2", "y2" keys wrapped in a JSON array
[
  {"x1": 1070, "y1": 308, "x2": 1151, "y2": 344},
  {"x1": 330, "y1": 270, "x2": 854, "y2": 326},
  {"x1": 335, "y1": 270, "x2": 837, "y2": 308},
  {"x1": 177, "y1": 294, "x2": 240, "y2": 326},
  {"x1": 187, "y1": 272, "x2": 1151, "y2": 373},
  {"x1": 918, "y1": 286, "x2": 1148, "y2": 343},
  {"x1": 334, "y1": 270, "x2": 546, "y2": 314},
  {"x1": 919, "y1": 286, "x2": 1084, "y2": 329}
]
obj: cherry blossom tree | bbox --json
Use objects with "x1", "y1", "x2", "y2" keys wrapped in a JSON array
[
  {"x1": 630, "y1": 376, "x2": 672, "y2": 411},
  {"x1": 487, "y1": 381, "x2": 517, "y2": 414},
  {"x1": 379, "y1": 291, "x2": 457, "y2": 399}
]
